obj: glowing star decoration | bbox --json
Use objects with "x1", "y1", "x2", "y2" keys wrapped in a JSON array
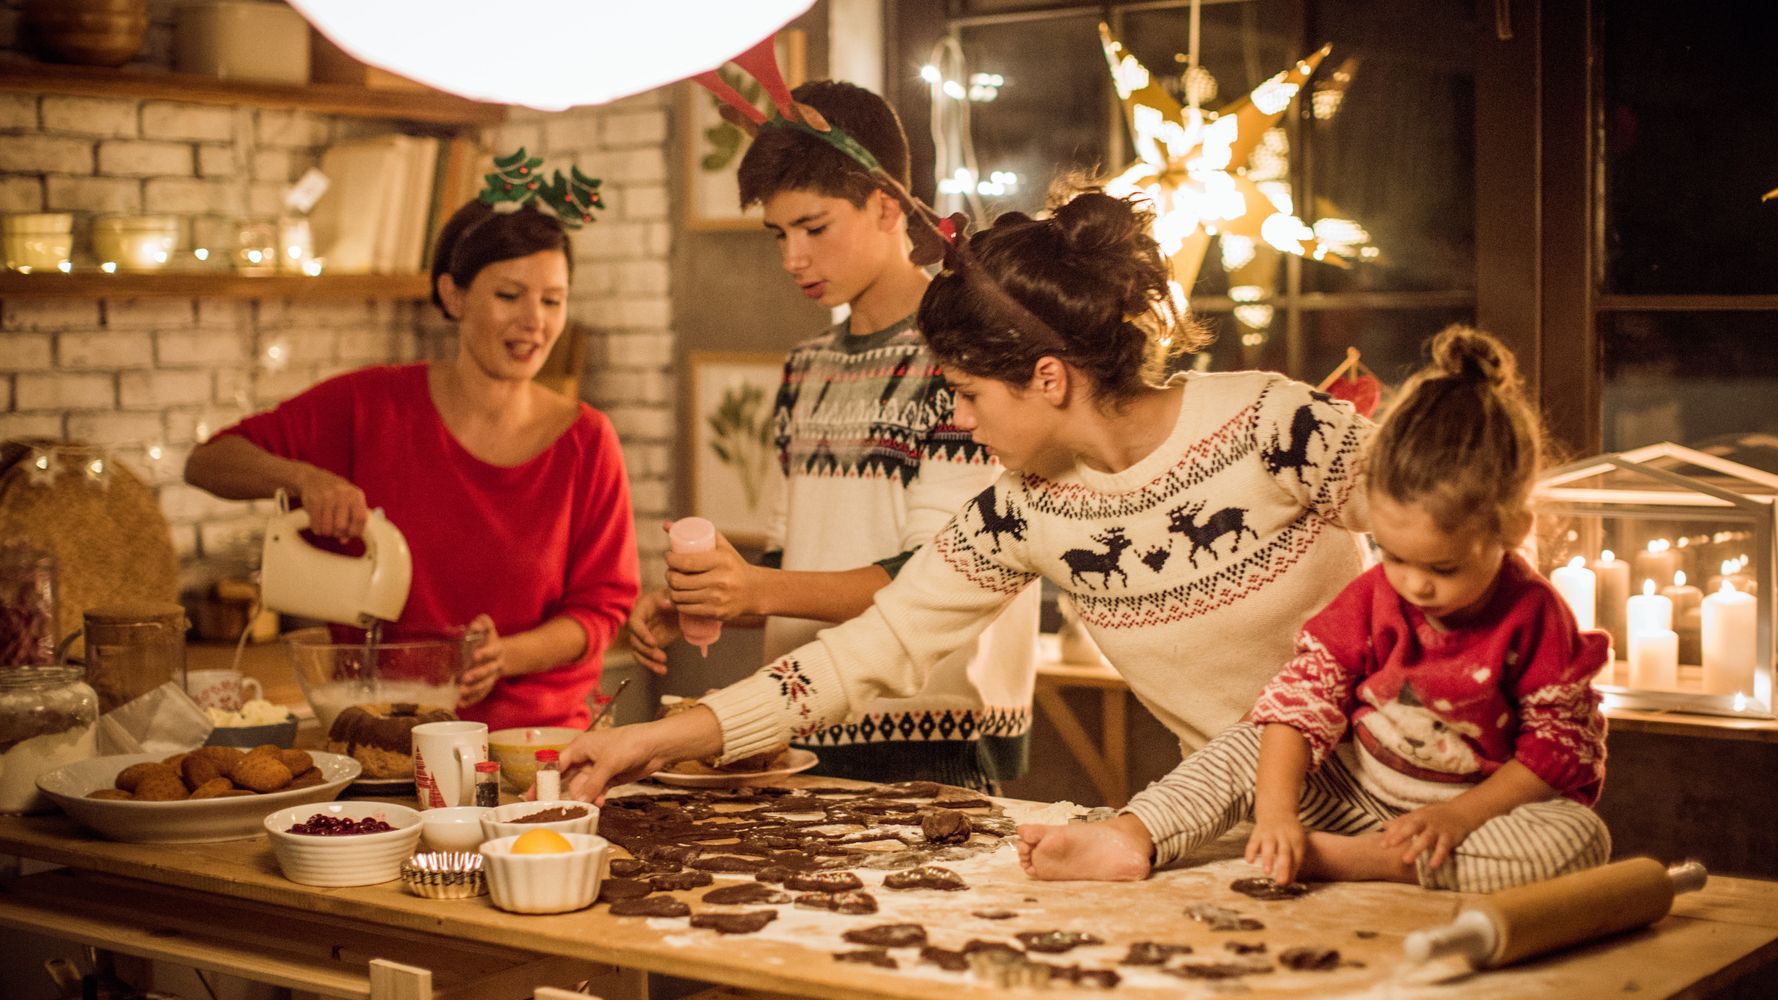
[
  {"x1": 285, "y1": 1, "x2": 814, "y2": 111},
  {"x1": 1098, "y1": 23, "x2": 1352, "y2": 300}
]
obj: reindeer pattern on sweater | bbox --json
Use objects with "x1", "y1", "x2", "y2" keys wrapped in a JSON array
[{"x1": 702, "y1": 371, "x2": 1375, "y2": 761}]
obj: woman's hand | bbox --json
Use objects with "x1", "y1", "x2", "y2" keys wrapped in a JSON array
[
  {"x1": 296, "y1": 466, "x2": 368, "y2": 540},
  {"x1": 559, "y1": 706, "x2": 725, "y2": 804},
  {"x1": 666, "y1": 532, "x2": 769, "y2": 620},
  {"x1": 625, "y1": 589, "x2": 680, "y2": 675},
  {"x1": 1381, "y1": 802, "x2": 1479, "y2": 870},
  {"x1": 1244, "y1": 814, "x2": 1308, "y2": 885},
  {"x1": 457, "y1": 614, "x2": 502, "y2": 708}
]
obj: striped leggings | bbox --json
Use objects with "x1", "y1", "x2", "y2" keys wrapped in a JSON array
[{"x1": 1122, "y1": 722, "x2": 1611, "y2": 892}]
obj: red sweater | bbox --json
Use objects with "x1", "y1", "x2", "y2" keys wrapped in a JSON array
[
  {"x1": 1251, "y1": 554, "x2": 1609, "y2": 805},
  {"x1": 222, "y1": 364, "x2": 639, "y2": 729}
]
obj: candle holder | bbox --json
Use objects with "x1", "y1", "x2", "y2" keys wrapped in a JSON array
[{"x1": 1536, "y1": 442, "x2": 1775, "y2": 718}]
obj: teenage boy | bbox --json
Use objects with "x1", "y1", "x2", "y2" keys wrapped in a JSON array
[{"x1": 629, "y1": 80, "x2": 1039, "y2": 790}]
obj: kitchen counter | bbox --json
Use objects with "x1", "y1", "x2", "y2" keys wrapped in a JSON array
[{"x1": 2, "y1": 780, "x2": 1776, "y2": 999}]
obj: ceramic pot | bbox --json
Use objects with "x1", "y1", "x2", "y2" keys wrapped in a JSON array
[{"x1": 25, "y1": 0, "x2": 149, "y2": 68}]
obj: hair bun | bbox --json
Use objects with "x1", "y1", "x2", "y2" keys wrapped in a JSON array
[
  {"x1": 1051, "y1": 191, "x2": 1145, "y2": 258},
  {"x1": 1429, "y1": 325, "x2": 1517, "y2": 388}
]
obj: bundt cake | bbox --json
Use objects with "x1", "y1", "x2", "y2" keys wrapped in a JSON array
[{"x1": 326, "y1": 702, "x2": 455, "y2": 780}]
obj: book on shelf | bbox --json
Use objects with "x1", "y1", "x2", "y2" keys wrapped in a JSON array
[{"x1": 310, "y1": 135, "x2": 440, "y2": 274}]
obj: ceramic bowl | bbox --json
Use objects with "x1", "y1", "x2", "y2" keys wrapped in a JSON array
[
  {"x1": 263, "y1": 800, "x2": 422, "y2": 886},
  {"x1": 91, "y1": 214, "x2": 178, "y2": 270},
  {"x1": 36, "y1": 751, "x2": 359, "y2": 844},
  {"x1": 204, "y1": 715, "x2": 299, "y2": 749},
  {"x1": 419, "y1": 805, "x2": 489, "y2": 853},
  {"x1": 3, "y1": 212, "x2": 74, "y2": 271},
  {"x1": 479, "y1": 799, "x2": 598, "y2": 842},
  {"x1": 487, "y1": 726, "x2": 579, "y2": 792},
  {"x1": 481, "y1": 831, "x2": 608, "y2": 914}
]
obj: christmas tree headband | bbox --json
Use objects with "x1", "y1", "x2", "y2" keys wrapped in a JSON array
[
  {"x1": 479, "y1": 148, "x2": 605, "y2": 230},
  {"x1": 693, "y1": 36, "x2": 1071, "y2": 359}
]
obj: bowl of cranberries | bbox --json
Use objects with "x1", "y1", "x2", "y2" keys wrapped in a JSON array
[{"x1": 264, "y1": 800, "x2": 422, "y2": 886}]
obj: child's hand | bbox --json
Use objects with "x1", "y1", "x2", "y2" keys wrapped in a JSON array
[
  {"x1": 1244, "y1": 815, "x2": 1307, "y2": 885},
  {"x1": 1381, "y1": 802, "x2": 1479, "y2": 870}
]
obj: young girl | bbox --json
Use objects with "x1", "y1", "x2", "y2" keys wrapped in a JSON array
[
  {"x1": 1018, "y1": 326, "x2": 1611, "y2": 893},
  {"x1": 558, "y1": 191, "x2": 1376, "y2": 802}
]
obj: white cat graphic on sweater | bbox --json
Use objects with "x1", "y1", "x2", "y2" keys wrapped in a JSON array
[{"x1": 1357, "y1": 680, "x2": 1483, "y2": 776}]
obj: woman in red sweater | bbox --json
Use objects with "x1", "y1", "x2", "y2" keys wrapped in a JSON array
[
  {"x1": 185, "y1": 199, "x2": 639, "y2": 730},
  {"x1": 1019, "y1": 326, "x2": 1611, "y2": 893}
]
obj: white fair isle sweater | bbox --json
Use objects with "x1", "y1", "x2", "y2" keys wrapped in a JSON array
[
  {"x1": 760, "y1": 317, "x2": 1041, "y2": 749},
  {"x1": 704, "y1": 370, "x2": 1373, "y2": 762}
]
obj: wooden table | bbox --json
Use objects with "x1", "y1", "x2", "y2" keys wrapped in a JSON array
[{"x1": 4, "y1": 782, "x2": 1777, "y2": 1000}]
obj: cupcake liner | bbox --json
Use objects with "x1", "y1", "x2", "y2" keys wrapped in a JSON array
[{"x1": 402, "y1": 851, "x2": 487, "y2": 899}]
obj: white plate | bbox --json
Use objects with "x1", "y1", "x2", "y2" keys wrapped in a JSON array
[
  {"x1": 36, "y1": 752, "x2": 362, "y2": 843},
  {"x1": 649, "y1": 748, "x2": 818, "y2": 788}
]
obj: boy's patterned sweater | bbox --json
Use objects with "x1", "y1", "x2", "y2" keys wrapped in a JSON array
[{"x1": 705, "y1": 370, "x2": 1374, "y2": 760}]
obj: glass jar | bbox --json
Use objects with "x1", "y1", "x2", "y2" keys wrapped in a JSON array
[
  {"x1": 83, "y1": 602, "x2": 187, "y2": 713},
  {"x1": 0, "y1": 542, "x2": 58, "y2": 666},
  {"x1": 0, "y1": 665, "x2": 100, "y2": 813}
]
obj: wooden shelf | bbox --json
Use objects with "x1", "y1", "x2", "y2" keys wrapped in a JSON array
[
  {"x1": 0, "y1": 270, "x2": 432, "y2": 300},
  {"x1": 0, "y1": 62, "x2": 505, "y2": 127}
]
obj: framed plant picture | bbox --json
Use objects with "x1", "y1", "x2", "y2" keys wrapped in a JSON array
[
  {"x1": 680, "y1": 29, "x2": 807, "y2": 231},
  {"x1": 686, "y1": 351, "x2": 785, "y2": 548}
]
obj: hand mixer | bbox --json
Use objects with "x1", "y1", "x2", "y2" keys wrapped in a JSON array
[{"x1": 259, "y1": 489, "x2": 413, "y2": 629}]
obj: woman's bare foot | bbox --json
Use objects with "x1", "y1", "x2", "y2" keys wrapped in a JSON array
[
  {"x1": 1299, "y1": 831, "x2": 1417, "y2": 884},
  {"x1": 1017, "y1": 813, "x2": 1154, "y2": 881}
]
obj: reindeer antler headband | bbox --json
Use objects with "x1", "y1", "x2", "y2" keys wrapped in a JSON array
[{"x1": 694, "y1": 36, "x2": 1072, "y2": 358}]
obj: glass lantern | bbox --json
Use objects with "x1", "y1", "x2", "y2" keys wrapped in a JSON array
[{"x1": 1535, "y1": 442, "x2": 1775, "y2": 718}]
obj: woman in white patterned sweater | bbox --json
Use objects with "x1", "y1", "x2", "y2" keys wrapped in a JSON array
[{"x1": 560, "y1": 192, "x2": 1373, "y2": 803}]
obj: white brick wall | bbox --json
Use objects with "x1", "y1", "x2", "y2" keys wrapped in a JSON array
[{"x1": 6, "y1": 73, "x2": 678, "y2": 602}]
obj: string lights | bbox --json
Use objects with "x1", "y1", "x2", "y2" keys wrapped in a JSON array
[{"x1": 921, "y1": 38, "x2": 1020, "y2": 220}]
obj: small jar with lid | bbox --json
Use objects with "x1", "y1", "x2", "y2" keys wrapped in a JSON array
[
  {"x1": 0, "y1": 665, "x2": 99, "y2": 813},
  {"x1": 532, "y1": 749, "x2": 560, "y2": 801},
  {"x1": 473, "y1": 759, "x2": 500, "y2": 808}
]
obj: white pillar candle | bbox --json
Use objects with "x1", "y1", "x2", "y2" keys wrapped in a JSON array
[
  {"x1": 1628, "y1": 628, "x2": 1679, "y2": 690},
  {"x1": 1633, "y1": 539, "x2": 1681, "y2": 591},
  {"x1": 1663, "y1": 571, "x2": 1704, "y2": 663},
  {"x1": 1627, "y1": 579, "x2": 1673, "y2": 637},
  {"x1": 1592, "y1": 549, "x2": 1631, "y2": 653},
  {"x1": 1701, "y1": 582, "x2": 1758, "y2": 696},
  {"x1": 1551, "y1": 556, "x2": 1596, "y2": 630}
]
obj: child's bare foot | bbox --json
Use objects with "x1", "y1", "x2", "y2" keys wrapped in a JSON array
[
  {"x1": 1298, "y1": 831, "x2": 1417, "y2": 884},
  {"x1": 1017, "y1": 814, "x2": 1154, "y2": 881}
]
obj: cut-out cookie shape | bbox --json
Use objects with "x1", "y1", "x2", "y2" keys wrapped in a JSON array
[
  {"x1": 690, "y1": 910, "x2": 778, "y2": 934},
  {"x1": 843, "y1": 923, "x2": 929, "y2": 948},
  {"x1": 883, "y1": 865, "x2": 968, "y2": 891},
  {"x1": 608, "y1": 896, "x2": 690, "y2": 918}
]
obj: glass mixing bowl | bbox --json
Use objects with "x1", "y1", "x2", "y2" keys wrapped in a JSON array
[{"x1": 285, "y1": 627, "x2": 466, "y2": 732}]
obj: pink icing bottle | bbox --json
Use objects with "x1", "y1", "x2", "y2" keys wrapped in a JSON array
[{"x1": 668, "y1": 517, "x2": 721, "y2": 656}]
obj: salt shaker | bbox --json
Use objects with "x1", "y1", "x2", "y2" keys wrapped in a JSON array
[{"x1": 532, "y1": 749, "x2": 560, "y2": 801}]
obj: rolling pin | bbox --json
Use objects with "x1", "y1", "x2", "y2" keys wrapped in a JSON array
[{"x1": 1403, "y1": 857, "x2": 1708, "y2": 969}]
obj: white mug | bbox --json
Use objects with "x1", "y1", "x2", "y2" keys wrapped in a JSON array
[
  {"x1": 184, "y1": 669, "x2": 263, "y2": 712},
  {"x1": 412, "y1": 720, "x2": 488, "y2": 810}
]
